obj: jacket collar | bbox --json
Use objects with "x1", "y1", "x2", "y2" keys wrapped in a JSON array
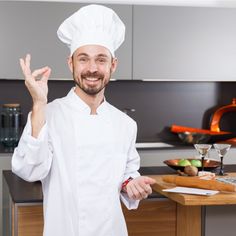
[{"x1": 67, "y1": 87, "x2": 108, "y2": 115}]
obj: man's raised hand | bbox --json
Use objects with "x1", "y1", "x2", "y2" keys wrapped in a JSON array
[{"x1": 19, "y1": 54, "x2": 51, "y2": 107}]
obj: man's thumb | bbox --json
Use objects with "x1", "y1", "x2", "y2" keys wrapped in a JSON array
[{"x1": 144, "y1": 176, "x2": 156, "y2": 185}]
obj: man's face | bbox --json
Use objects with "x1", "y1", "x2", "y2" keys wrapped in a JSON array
[{"x1": 68, "y1": 45, "x2": 117, "y2": 96}]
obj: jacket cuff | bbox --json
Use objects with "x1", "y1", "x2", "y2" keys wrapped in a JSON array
[
  {"x1": 16, "y1": 113, "x2": 48, "y2": 165},
  {"x1": 120, "y1": 192, "x2": 140, "y2": 210},
  {"x1": 120, "y1": 173, "x2": 140, "y2": 209}
]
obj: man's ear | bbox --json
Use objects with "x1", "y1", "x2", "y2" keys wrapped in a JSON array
[
  {"x1": 67, "y1": 56, "x2": 73, "y2": 73},
  {"x1": 111, "y1": 58, "x2": 118, "y2": 74}
]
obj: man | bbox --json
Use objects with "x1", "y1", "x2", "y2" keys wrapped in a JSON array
[{"x1": 12, "y1": 4, "x2": 155, "y2": 236}]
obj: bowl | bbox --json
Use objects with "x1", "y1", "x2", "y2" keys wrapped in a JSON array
[
  {"x1": 178, "y1": 132, "x2": 211, "y2": 144},
  {"x1": 163, "y1": 158, "x2": 220, "y2": 172}
]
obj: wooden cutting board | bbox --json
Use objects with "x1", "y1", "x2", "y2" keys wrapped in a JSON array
[{"x1": 149, "y1": 173, "x2": 236, "y2": 206}]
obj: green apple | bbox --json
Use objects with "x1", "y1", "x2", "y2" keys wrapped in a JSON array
[
  {"x1": 190, "y1": 159, "x2": 202, "y2": 167},
  {"x1": 178, "y1": 159, "x2": 191, "y2": 167}
]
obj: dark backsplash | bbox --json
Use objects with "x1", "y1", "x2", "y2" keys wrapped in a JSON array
[{"x1": 0, "y1": 79, "x2": 236, "y2": 142}]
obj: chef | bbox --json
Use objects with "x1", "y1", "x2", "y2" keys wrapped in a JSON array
[{"x1": 12, "y1": 4, "x2": 156, "y2": 236}]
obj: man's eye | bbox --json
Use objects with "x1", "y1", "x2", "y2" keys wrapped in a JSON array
[
  {"x1": 97, "y1": 58, "x2": 107, "y2": 63},
  {"x1": 79, "y1": 57, "x2": 88, "y2": 62}
]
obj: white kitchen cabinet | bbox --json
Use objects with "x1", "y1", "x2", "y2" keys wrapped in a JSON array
[
  {"x1": 2, "y1": 2, "x2": 236, "y2": 81},
  {"x1": 133, "y1": 5, "x2": 236, "y2": 81},
  {"x1": 0, "y1": 2, "x2": 132, "y2": 80}
]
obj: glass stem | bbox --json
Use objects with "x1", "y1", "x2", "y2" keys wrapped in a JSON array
[
  {"x1": 219, "y1": 155, "x2": 224, "y2": 176},
  {"x1": 201, "y1": 155, "x2": 204, "y2": 171}
]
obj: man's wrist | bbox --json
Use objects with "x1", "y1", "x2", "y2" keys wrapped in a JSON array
[
  {"x1": 121, "y1": 177, "x2": 133, "y2": 192},
  {"x1": 32, "y1": 103, "x2": 46, "y2": 112}
]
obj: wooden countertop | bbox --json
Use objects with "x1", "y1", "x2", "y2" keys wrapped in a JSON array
[
  {"x1": 150, "y1": 173, "x2": 236, "y2": 206},
  {"x1": 3, "y1": 166, "x2": 176, "y2": 203},
  {"x1": 4, "y1": 165, "x2": 236, "y2": 205}
]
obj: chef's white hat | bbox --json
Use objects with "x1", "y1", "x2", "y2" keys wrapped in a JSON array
[{"x1": 57, "y1": 4, "x2": 125, "y2": 57}]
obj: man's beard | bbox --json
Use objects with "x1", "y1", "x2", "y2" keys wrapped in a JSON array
[{"x1": 73, "y1": 71, "x2": 110, "y2": 96}]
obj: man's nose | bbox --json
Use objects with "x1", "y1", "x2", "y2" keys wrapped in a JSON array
[{"x1": 88, "y1": 60, "x2": 98, "y2": 73}]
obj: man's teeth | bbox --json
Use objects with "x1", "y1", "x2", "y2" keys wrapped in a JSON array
[{"x1": 85, "y1": 77, "x2": 99, "y2": 81}]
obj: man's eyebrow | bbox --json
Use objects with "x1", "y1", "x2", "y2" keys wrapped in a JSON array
[
  {"x1": 77, "y1": 53, "x2": 89, "y2": 57},
  {"x1": 76, "y1": 53, "x2": 109, "y2": 58},
  {"x1": 96, "y1": 54, "x2": 109, "y2": 58}
]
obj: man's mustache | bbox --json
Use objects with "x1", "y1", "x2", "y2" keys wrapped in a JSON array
[{"x1": 81, "y1": 72, "x2": 104, "y2": 79}]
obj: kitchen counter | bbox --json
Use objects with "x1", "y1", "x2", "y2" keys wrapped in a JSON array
[
  {"x1": 3, "y1": 171, "x2": 42, "y2": 203},
  {"x1": 3, "y1": 165, "x2": 236, "y2": 236},
  {"x1": 150, "y1": 165, "x2": 236, "y2": 236},
  {"x1": 2, "y1": 166, "x2": 176, "y2": 203},
  {"x1": 2, "y1": 166, "x2": 176, "y2": 236},
  {"x1": 152, "y1": 172, "x2": 236, "y2": 205},
  {"x1": 4, "y1": 165, "x2": 236, "y2": 203}
]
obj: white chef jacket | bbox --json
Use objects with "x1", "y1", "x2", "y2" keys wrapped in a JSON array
[{"x1": 12, "y1": 88, "x2": 140, "y2": 236}]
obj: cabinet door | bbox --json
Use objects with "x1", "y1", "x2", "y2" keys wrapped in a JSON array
[
  {"x1": 12, "y1": 205, "x2": 44, "y2": 236},
  {"x1": 0, "y1": 2, "x2": 132, "y2": 80},
  {"x1": 133, "y1": 6, "x2": 236, "y2": 81},
  {"x1": 122, "y1": 198, "x2": 176, "y2": 236},
  {"x1": 205, "y1": 205, "x2": 236, "y2": 236}
]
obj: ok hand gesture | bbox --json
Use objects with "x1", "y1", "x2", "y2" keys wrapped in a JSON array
[{"x1": 20, "y1": 54, "x2": 51, "y2": 107}]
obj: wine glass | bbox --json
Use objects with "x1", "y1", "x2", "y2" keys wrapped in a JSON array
[
  {"x1": 194, "y1": 144, "x2": 212, "y2": 171},
  {"x1": 213, "y1": 144, "x2": 231, "y2": 176}
]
